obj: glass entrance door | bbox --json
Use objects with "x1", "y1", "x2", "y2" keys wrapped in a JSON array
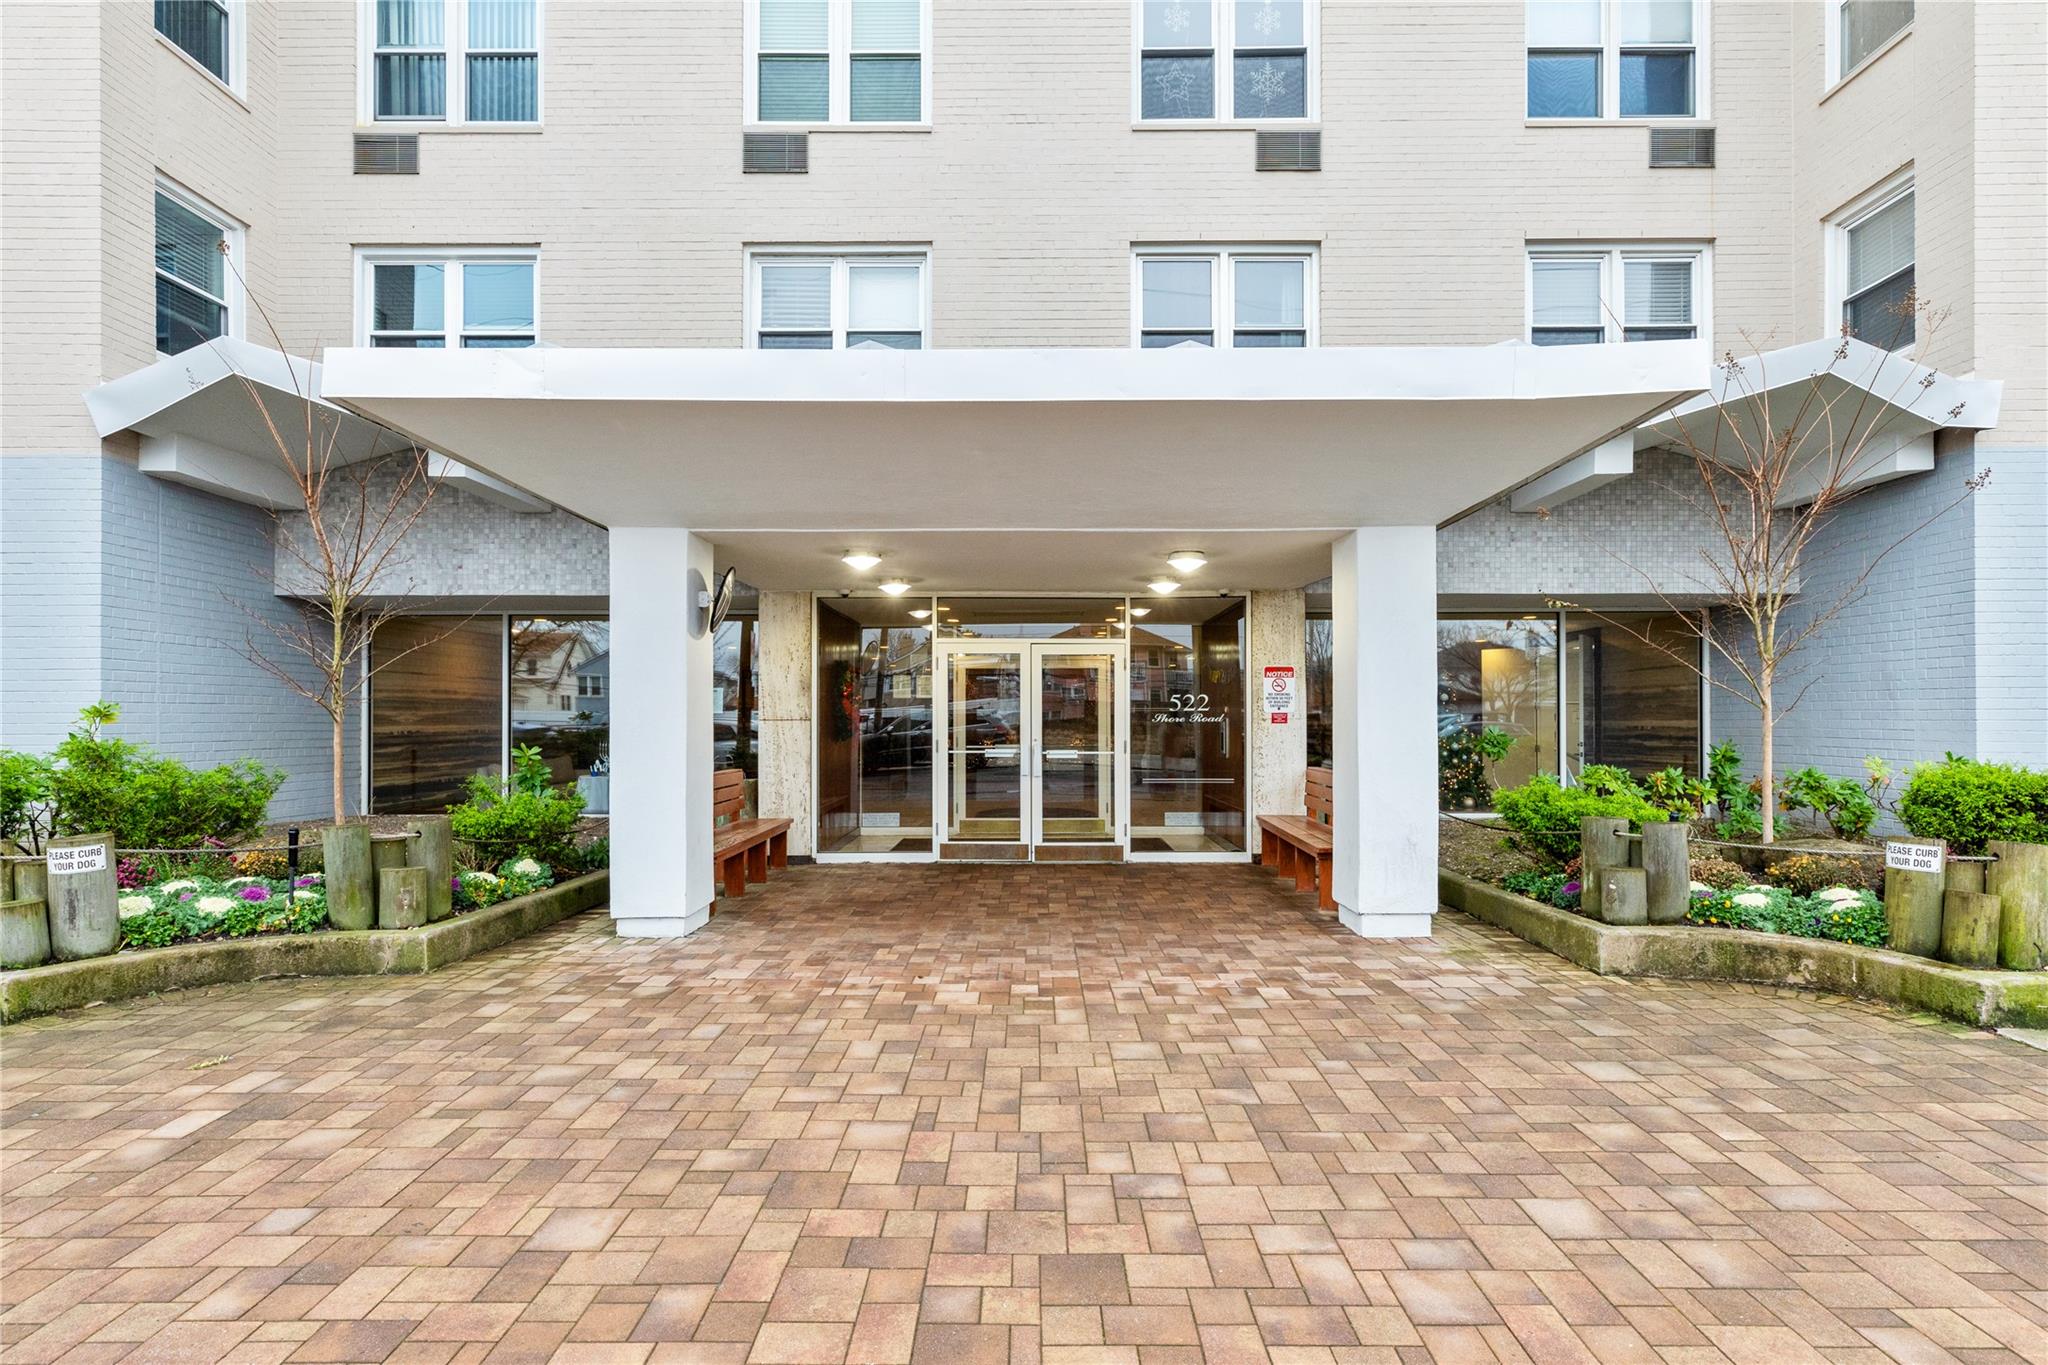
[{"x1": 937, "y1": 641, "x2": 1126, "y2": 859}]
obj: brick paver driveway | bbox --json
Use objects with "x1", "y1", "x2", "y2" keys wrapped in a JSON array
[{"x1": 4, "y1": 865, "x2": 2046, "y2": 1364}]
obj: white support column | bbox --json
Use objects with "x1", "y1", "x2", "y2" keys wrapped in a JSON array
[
  {"x1": 608, "y1": 528, "x2": 715, "y2": 936},
  {"x1": 1330, "y1": 527, "x2": 1438, "y2": 938}
]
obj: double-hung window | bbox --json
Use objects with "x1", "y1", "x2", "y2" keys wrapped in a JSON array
[
  {"x1": 357, "y1": 250, "x2": 537, "y2": 347},
  {"x1": 1134, "y1": 248, "x2": 1314, "y2": 348},
  {"x1": 1137, "y1": 1, "x2": 1314, "y2": 123},
  {"x1": 750, "y1": 0, "x2": 929, "y2": 125},
  {"x1": 155, "y1": 184, "x2": 241, "y2": 356},
  {"x1": 1833, "y1": 182, "x2": 1914, "y2": 348},
  {"x1": 369, "y1": 0, "x2": 541, "y2": 124},
  {"x1": 156, "y1": 0, "x2": 238, "y2": 89},
  {"x1": 1527, "y1": 1, "x2": 1700, "y2": 120},
  {"x1": 1831, "y1": 1, "x2": 1912, "y2": 85},
  {"x1": 750, "y1": 250, "x2": 928, "y2": 349},
  {"x1": 1527, "y1": 246, "x2": 1704, "y2": 346}
]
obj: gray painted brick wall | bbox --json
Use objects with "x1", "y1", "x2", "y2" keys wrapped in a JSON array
[
  {"x1": 1709, "y1": 446, "x2": 1985, "y2": 790},
  {"x1": 1, "y1": 455, "x2": 104, "y2": 746},
  {"x1": 1971, "y1": 446, "x2": 2048, "y2": 766}
]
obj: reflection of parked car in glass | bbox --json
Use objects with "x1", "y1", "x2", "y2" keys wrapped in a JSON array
[{"x1": 714, "y1": 710, "x2": 761, "y2": 772}]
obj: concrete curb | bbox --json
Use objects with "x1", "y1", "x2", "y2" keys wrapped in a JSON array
[
  {"x1": 1440, "y1": 869, "x2": 2048, "y2": 1030},
  {"x1": 0, "y1": 871, "x2": 608, "y2": 1024}
]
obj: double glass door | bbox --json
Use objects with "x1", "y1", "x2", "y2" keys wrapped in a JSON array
[{"x1": 936, "y1": 641, "x2": 1127, "y2": 858}]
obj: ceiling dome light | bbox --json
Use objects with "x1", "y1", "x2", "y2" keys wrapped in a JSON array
[
  {"x1": 1166, "y1": 550, "x2": 1207, "y2": 574},
  {"x1": 1128, "y1": 606, "x2": 1150, "y2": 617},
  {"x1": 878, "y1": 580, "x2": 911, "y2": 596},
  {"x1": 908, "y1": 608, "x2": 932, "y2": 619},
  {"x1": 1148, "y1": 579, "x2": 1180, "y2": 595},
  {"x1": 841, "y1": 552, "x2": 882, "y2": 571}
]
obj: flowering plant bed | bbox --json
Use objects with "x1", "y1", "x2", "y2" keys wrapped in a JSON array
[
  {"x1": 1685, "y1": 882, "x2": 1888, "y2": 948},
  {"x1": 119, "y1": 874, "x2": 329, "y2": 949}
]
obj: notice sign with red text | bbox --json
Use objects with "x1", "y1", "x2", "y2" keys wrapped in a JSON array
[{"x1": 1264, "y1": 666, "x2": 1296, "y2": 723}]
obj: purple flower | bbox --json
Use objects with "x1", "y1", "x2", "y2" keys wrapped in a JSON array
[
  {"x1": 180, "y1": 892, "x2": 194, "y2": 901},
  {"x1": 293, "y1": 875, "x2": 320, "y2": 888},
  {"x1": 1562, "y1": 881, "x2": 1582, "y2": 896},
  {"x1": 238, "y1": 886, "x2": 270, "y2": 902}
]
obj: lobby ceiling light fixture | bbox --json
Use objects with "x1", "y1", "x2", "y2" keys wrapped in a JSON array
[
  {"x1": 1128, "y1": 606, "x2": 1150, "y2": 617},
  {"x1": 1148, "y1": 579, "x2": 1180, "y2": 595},
  {"x1": 841, "y1": 551, "x2": 882, "y2": 571},
  {"x1": 878, "y1": 580, "x2": 911, "y2": 596},
  {"x1": 1166, "y1": 550, "x2": 1207, "y2": 574},
  {"x1": 908, "y1": 608, "x2": 932, "y2": 619}
]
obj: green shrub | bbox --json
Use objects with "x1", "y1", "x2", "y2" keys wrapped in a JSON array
[
  {"x1": 1707, "y1": 741, "x2": 1762, "y2": 838},
  {"x1": 1493, "y1": 773, "x2": 1667, "y2": 861},
  {"x1": 1766, "y1": 852, "x2": 1878, "y2": 896},
  {"x1": 13, "y1": 703, "x2": 284, "y2": 852},
  {"x1": 1499, "y1": 869, "x2": 1581, "y2": 911},
  {"x1": 1801, "y1": 888, "x2": 1887, "y2": 947},
  {"x1": 1642, "y1": 766, "x2": 1713, "y2": 820},
  {"x1": 448, "y1": 746, "x2": 585, "y2": 865},
  {"x1": 1896, "y1": 755, "x2": 2048, "y2": 855},
  {"x1": 1779, "y1": 767, "x2": 1878, "y2": 840}
]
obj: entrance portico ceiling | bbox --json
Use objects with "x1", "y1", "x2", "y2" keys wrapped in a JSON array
[{"x1": 322, "y1": 342, "x2": 1706, "y2": 590}]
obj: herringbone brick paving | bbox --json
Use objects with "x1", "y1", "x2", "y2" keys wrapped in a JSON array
[{"x1": 2, "y1": 864, "x2": 2044, "y2": 1364}]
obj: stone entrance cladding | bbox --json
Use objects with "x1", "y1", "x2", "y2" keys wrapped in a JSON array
[{"x1": 2, "y1": 864, "x2": 2044, "y2": 1363}]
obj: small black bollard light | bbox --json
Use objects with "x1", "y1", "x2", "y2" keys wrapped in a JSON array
[{"x1": 287, "y1": 826, "x2": 300, "y2": 879}]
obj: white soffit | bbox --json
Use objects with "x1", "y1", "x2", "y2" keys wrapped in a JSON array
[
  {"x1": 1633, "y1": 336, "x2": 2002, "y2": 503},
  {"x1": 1509, "y1": 434, "x2": 1635, "y2": 514},
  {"x1": 84, "y1": 340, "x2": 551, "y2": 512},
  {"x1": 320, "y1": 342, "x2": 1709, "y2": 533}
]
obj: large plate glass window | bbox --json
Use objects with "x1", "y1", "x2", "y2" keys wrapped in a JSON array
[
  {"x1": 360, "y1": 250, "x2": 536, "y2": 348},
  {"x1": 156, "y1": 0, "x2": 234, "y2": 86},
  {"x1": 753, "y1": 0, "x2": 927, "y2": 124},
  {"x1": 510, "y1": 618, "x2": 611, "y2": 813},
  {"x1": 369, "y1": 617, "x2": 504, "y2": 815},
  {"x1": 1834, "y1": 0, "x2": 1912, "y2": 83},
  {"x1": 1839, "y1": 186, "x2": 1914, "y2": 349},
  {"x1": 817, "y1": 597, "x2": 934, "y2": 855},
  {"x1": 1129, "y1": 596, "x2": 1246, "y2": 853},
  {"x1": 154, "y1": 185, "x2": 238, "y2": 356},
  {"x1": 1135, "y1": 248, "x2": 1312, "y2": 348},
  {"x1": 1438, "y1": 615, "x2": 1560, "y2": 803},
  {"x1": 1139, "y1": 0, "x2": 1312, "y2": 122},
  {"x1": 1527, "y1": 245, "x2": 1702, "y2": 345},
  {"x1": 751, "y1": 251, "x2": 927, "y2": 349},
  {"x1": 371, "y1": 0, "x2": 540, "y2": 124},
  {"x1": 1527, "y1": 0, "x2": 1698, "y2": 119}
]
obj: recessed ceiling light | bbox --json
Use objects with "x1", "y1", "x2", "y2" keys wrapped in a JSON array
[
  {"x1": 841, "y1": 552, "x2": 881, "y2": 571},
  {"x1": 1128, "y1": 606, "x2": 1150, "y2": 617},
  {"x1": 1148, "y1": 579, "x2": 1180, "y2": 595},
  {"x1": 878, "y1": 580, "x2": 910, "y2": 596},
  {"x1": 1166, "y1": 551, "x2": 1207, "y2": 574},
  {"x1": 908, "y1": 609, "x2": 932, "y2": 619}
]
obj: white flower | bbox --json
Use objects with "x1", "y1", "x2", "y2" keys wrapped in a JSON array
[
  {"x1": 118, "y1": 894, "x2": 154, "y2": 917},
  {"x1": 292, "y1": 889, "x2": 320, "y2": 902},
  {"x1": 1688, "y1": 880, "x2": 1711, "y2": 893},
  {"x1": 508, "y1": 858, "x2": 543, "y2": 877},
  {"x1": 225, "y1": 876, "x2": 260, "y2": 887},
  {"x1": 196, "y1": 895, "x2": 236, "y2": 914},
  {"x1": 466, "y1": 871, "x2": 501, "y2": 885},
  {"x1": 1817, "y1": 886, "x2": 1861, "y2": 901},
  {"x1": 1733, "y1": 892, "x2": 1770, "y2": 908},
  {"x1": 158, "y1": 879, "x2": 198, "y2": 894}
]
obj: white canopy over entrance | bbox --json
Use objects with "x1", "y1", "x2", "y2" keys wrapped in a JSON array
[{"x1": 319, "y1": 341, "x2": 1708, "y2": 943}]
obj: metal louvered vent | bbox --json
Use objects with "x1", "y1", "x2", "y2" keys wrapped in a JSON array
[
  {"x1": 1255, "y1": 128, "x2": 1321, "y2": 171},
  {"x1": 1648, "y1": 127, "x2": 1715, "y2": 168},
  {"x1": 353, "y1": 133, "x2": 420, "y2": 175},
  {"x1": 743, "y1": 131, "x2": 809, "y2": 173}
]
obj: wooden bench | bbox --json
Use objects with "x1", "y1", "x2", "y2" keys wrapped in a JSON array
[
  {"x1": 714, "y1": 769, "x2": 792, "y2": 901},
  {"x1": 1256, "y1": 766, "x2": 1335, "y2": 911}
]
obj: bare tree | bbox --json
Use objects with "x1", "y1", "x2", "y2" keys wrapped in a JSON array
[
  {"x1": 1544, "y1": 300, "x2": 1987, "y2": 843},
  {"x1": 207, "y1": 246, "x2": 465, "y2": 823}
]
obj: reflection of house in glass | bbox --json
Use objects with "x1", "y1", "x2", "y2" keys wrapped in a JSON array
[{"x1": 510, "y1": 618, "x2": 612, "y2": 811}]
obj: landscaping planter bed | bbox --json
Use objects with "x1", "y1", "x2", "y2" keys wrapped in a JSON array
[
  {"x1": 1440, "y1": 868, "x2": 2048, "y2": 1029},
  {"x1": 0, "y1": 870, "x2": 607, "y2": 1023}
]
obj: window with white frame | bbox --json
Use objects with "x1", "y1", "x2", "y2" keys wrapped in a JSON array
[
  {"x1": 1527, "y1": 246, "x2": 1704, "y2": 345},
  {"x1": 1137, "y1": 1, "x2": 1314, "y2": 122},
  {"x1": 156, "y1": 0, "x2": 238, "y2": 87},
  {"x1": 750, "y1": 0, "x2": 928, "y2": 125},
  {"x1": 1134, "y1": 248, "x2": 1314, "y2": 348},
  {"x1": 1831, "y1": 0, "x2": 1912, "y2": 84},
  {"x1": 750, "y1": 251, "x2": 928, "y2": 348},
  {"x1": 368, "y1": 0, "x2": 541, "y2": 123},
  {"x1": 155, "y1": 184, "x2": 241, "y2": 356},
  {"x1": 1527, "y1": 1, "x2": 1700, "y2": 119},
  {"x1": 1833, "y1": 182, "x2": 1914, "y2": 348},
  {"x1": 357, "y1": 250, "x2": 537, "y2": 347}
]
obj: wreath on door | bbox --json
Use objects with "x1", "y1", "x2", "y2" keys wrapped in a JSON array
[{"x1": 832, "y1": 661, "x2": 858, "y2": 742}]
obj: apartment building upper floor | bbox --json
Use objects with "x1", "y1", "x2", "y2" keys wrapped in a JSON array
[{"x1": 4, "y1": 1, "x2": 2042, "y2": 457}]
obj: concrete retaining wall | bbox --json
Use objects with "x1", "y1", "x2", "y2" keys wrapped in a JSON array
[
  {"x1": 0, "y1": 870, "x2": 607, "y2": 1023},
  {"x1": 1440, "y1": 869, "x2": 2048, "y2": 1029}
]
